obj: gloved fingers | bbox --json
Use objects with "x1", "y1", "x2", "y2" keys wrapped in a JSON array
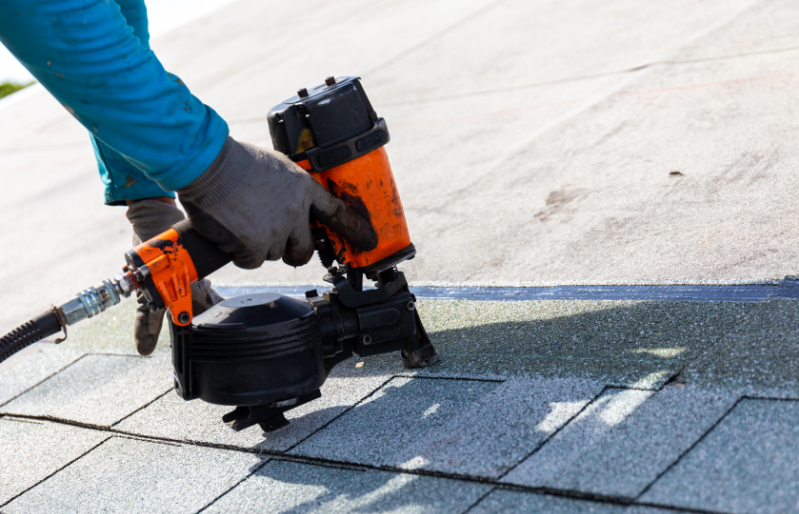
[
  {"x1": 309, "y1": 181, "x2": 378, "y2": 252},
  {"x1": 126, "y1": 199, "x2": 185, "y2": 246},
  {"x1": 283, "y1": 222, "x2": 315, "y2": 267},
  {"x1": 182, "y1": 204, "x2": 260, "y2": 270},
  {"x1": 191, "y1": 279, "x2": 225, "y2": 316},
  {"x1": 222, "y1": 233, "x2": 263, "y2": 269},
  {"x1": 266, "y1": 239, "x2": 288, "y2": 261},
  {"x1": 232, "y1": 253, "x2": 262, "y2": 270},
  {"x1": 134, "y1": 292, "x2": 164, "y2": 356}
]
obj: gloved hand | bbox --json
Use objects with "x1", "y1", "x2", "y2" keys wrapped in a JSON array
[
  {"x1": 126, "y1": 199, "x2": 223, "y2": 355},
  {"x1": 177, "y1": 137, "x2": 378, "y2": 269}
]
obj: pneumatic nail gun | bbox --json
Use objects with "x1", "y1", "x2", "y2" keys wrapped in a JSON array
[{"x1": 0, "y1": 76, "x2": 440, "y2": 432}]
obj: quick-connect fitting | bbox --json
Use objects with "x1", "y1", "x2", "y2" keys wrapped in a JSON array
[{"x1": 61, "y1": 273, "x2": 137, "y2": 326}]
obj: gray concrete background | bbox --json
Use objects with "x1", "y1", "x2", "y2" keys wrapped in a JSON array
[
  {"x1": 3, "y1": 0, "x2": 799, "y2": 512},
  {"x1": 4, "y1": 0, "x2": 799, "y2": 332}
]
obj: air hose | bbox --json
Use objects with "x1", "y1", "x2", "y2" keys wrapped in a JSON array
[
  {"x1": 0, "y1": 309, "x2": 64, "y2": 364},
  {"x1": 0, "y1": 271, "x2": 139, "y2": 366}
]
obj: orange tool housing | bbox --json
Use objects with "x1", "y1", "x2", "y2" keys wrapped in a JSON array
[
  {"x1": 268, "y1": 76, "x2": 415, "y2": 273},
  {"x1": 296, "y1": 147, "x2": 411, "y2": 270},
  {"x1": 125, "y1": 228, "x2": 199, "y2": 327}
]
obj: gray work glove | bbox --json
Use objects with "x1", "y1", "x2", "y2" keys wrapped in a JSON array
[
  {"x1": 127, "y1": 199, "x2": 224, "y2": 356},
  {"x1": 177, "y1": 136, "x2": 377, "y2": 269}
]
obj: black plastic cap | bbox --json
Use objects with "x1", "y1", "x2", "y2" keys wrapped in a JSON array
[
  {"x1": 267, "y1": 76, "x2": 383, "y2": 167},
  {"x1": 194, "y1": 293, "x2": 315, "y2": 331}
]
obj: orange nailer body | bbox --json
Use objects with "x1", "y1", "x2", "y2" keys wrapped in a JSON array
[
  {"x1": 297, "y1": 147, "x2": 412, "y2": 270},
  {"x1": 126, "y1": 228, "x2": 197, "y2": 326},
  {"x1": 268, "y1": 76, "x2": 415, "y2": 275},
  {"x1": 124, "y1": 221, "x2": 233, "y2": 327}
]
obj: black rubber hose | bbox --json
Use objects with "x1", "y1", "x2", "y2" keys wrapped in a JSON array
[{"x1": 0, "y1": 310, "x2": 63, "y2": 364}]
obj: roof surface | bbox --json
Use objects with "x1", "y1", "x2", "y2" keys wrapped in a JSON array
[{"x1": 2, "y1": 0, "x2": 799, "y2": 512}]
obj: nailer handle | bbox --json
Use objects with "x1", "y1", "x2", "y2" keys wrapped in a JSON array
[{"x1": 172, "y1": 219, "x2": 234, "y2": 279}]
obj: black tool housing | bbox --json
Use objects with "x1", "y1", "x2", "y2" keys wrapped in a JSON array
[
  {"x1": 170, "y1": 270, "x2": 439, "y2": 432},
  {"x1": 171, "y1": 293, "x2": 325, "y2": 406},
  {"x1": 267, "y1": 76, "x2": 390, "y2": 171}
]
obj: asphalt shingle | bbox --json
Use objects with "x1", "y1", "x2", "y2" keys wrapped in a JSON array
[
  {"x1": 0, "y1": 418, "x2": 109, "y2": 506},
  {"x1": 290, "y1": 376, "x2": 500, "y2": 469},
  {"x1": 642, "y1": 398, "x2": 799, "y2": 513},
  {"x1": 504, "y1": 384, "x2": 737, "y2": 498},
  {"x1": 468, "y1": 490, "x2": 698, "y2": 513},
  {"x1": 413, "y1": 378, "x2": 603, "y2": 478},
  {"x1": 576, "y1": 385, "x2": 737, "y2": 496},
  {"x1": 502, "y1": 387, "x2": 654, "y2": 488},
  {"x1": 378, "y1": 300, "x2": 744, "y2": 388},
  {"x1": 3, "y1": 436, "x2": 264, "y2": 514},
  {"x1": 0, "y1": 353, "x2": 173, "y2": 426},
  {"x1": 0, "y1": 343, "x2": 84, "y2": 407},
  {"x1": 115, "y1": 368, "x2": 391, "y2": 452},
  {"x1": 289, "y1": 376, "x2": 599, "y2": 477},
  {"x1": 469, "y1": 489, "x2": 626, "y2": 514},
  {"x1": 204, "y1": 459, "x2": 490, "y2": 514},
  {"x1": 681, "y1": 299, "x2": 799, "y2": 391}
]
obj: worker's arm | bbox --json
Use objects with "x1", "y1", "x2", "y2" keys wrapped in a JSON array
[
  {"x1": 0, "y1": 0, "x2": 374, "y2": 269},
  {"x1": 0, "y1": 0, "x2": 226, "y2": 192}
]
